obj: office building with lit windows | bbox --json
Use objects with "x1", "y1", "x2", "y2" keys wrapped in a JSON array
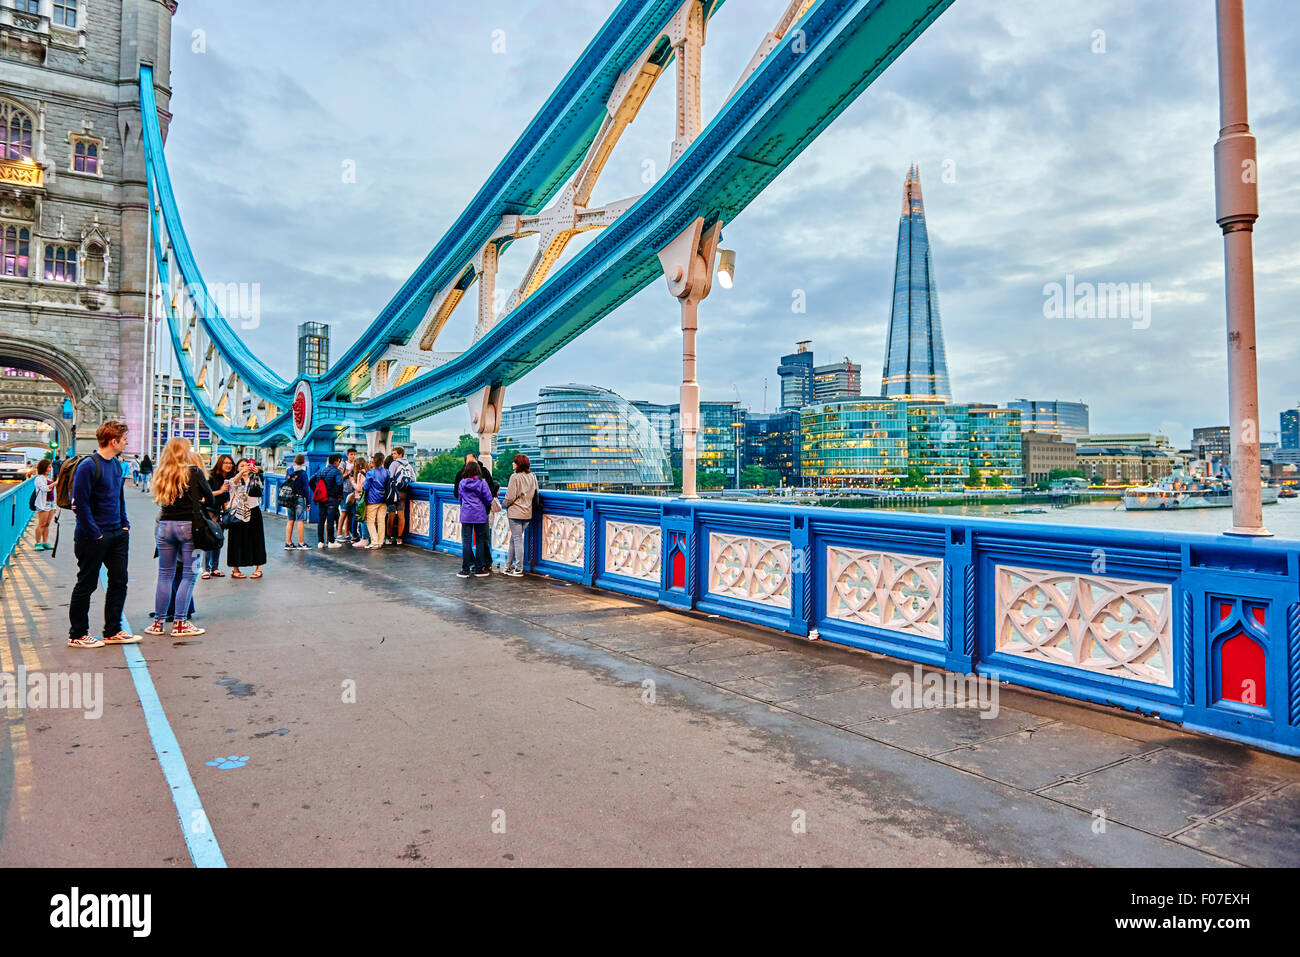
[
  {"x1": 813, "y1": 358, "x2": 861, "y2": 402},
  {"x1": 534, "y1": 384, "x2": 670, "y2": 490},
  {"x1": 1280, "y1": 408, "x2": 1298, "y2": 450},
  {"x1": 801, "y1": 398, "x2": 910, "y2": 486},
  {"x1": 699, "y1": 400, "x2": 745, "y2": 486},
  {"x1": 744, "y1": 410, "x2": 800, "y2": 486},
  {"x1": 777, "y1": 341, "x2": 815, "y2": 411},
  {"x1": 967, "y1": 406, "x2": 1024, "y2": 485},
  {"x1": 1005, "y1": 399, "x2": 1090, "y2": 439}
]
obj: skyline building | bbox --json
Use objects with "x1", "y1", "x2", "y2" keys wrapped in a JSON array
[
  {"x1": 297, "y1": 322, "x2": 329, "y2": 377},
  {"x1": 1005, "y1": 399, "x2": 1090, "y2": 439},
  {"x1": 777, "y1": 341, "x2": 815, "y2": 411},
  {"x1": 880, "y1": 165, "x2": 952, "y2": 403},
  {"x1": 813, "y1": 358, "x2": 861, "y2": 402},
  {"x1": 1282, "y1": 408, "x2": 1299, "y2": 450},
  {"x1": 534, "y1": 384, "x2": 670, "y2": 490}
]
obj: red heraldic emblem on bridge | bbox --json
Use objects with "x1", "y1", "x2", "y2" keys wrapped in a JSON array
[{"x1": 292, "y1": 380, "x2": 313, "y2": 442}]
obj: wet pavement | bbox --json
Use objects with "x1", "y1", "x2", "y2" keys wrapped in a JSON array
[{"x1": 1, "y1": 490, "x2": 1297, "y2": 867}]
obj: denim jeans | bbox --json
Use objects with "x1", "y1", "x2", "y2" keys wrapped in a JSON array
[
  {"x1": 203, "y1": 547, "x2": 221, "y2": 572},
  {"x1": 155, "y1": 520, "x2": 198, "y2": 622},
  {"x1": 506, "y1": 518, "x2": 527, "y2": 571},
  {"x1": 460, "y1": 522, "x2": 491, "y2": 573},
  {"x1": 69, "y1": 527, "x2": 129, "y2": 639},
  {"x1": 317, "y1": 500, "x2": 339, "y2": 545}
]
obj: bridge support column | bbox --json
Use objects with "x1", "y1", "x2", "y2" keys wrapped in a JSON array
[
  {"x1": 1214, "y1": 0, "x2": 1269, "y2": 536},
  {"x1": 468, "y1": 384, "x2": 505, "y2": 471},
  {"x1": 658, "y1": 217, "x2": 721, "y2": 500}
]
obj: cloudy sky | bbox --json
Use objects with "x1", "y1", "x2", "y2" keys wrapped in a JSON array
[{"x1": 165, "y1": 0, "x2": 1300, "y2": 449}]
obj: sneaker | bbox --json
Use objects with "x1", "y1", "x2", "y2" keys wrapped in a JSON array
[
  {"x1": 144, "y1": 621, "x2": 166, "y2": 637},
  {"x1": 317, "y1": 542, "x2": 326, "y2": 549},
  {"x1": 284, "y1": 542, "x2": 294, "y2": 550},
  {"x1": 395, "y1": 538, "x2": 404, "y2": 545},
  {"x1": 352, "y1": 541, "x2": 368, "y2": 548},
  {"x1": 327, "y1": 541, "x2": 343, "y2": 549},
  {"x1": 456, "y1": 571, "x2": 471, "y2": 579},
  {"x1": 68, "y1": 635, "x2": 105, "y2": 649},
  {"x1": 507, "y1": 569, "x2": 524, "y2": 578},
  {"x1": 367, "y1": 543, "x2": 382, "y2": 549},
  {"x1": 102, "y1": 631, "x2": 143, "y2": 645},
  {"x1": 474, "y1": 570, "x2": 491, "y2": 578},
  {"x1": 171, "y1": 621, "x2": 206, "y2": 638}
]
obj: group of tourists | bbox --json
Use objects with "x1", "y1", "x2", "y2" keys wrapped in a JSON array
[
  {"x1": 277, "y1": 447, "x2": 417, "y2": 550},
  {"x1": 454, "y1": 451, "x2": 537, "y2": 578},
  {"x1": 51, "y1": 420, "x2": 539, "y2": 647}
]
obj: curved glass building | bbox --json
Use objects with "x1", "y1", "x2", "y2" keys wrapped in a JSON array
[
  {"x1": 881, "y1": 166, "x2": 952, "y2": 402},
  {"x1": 535, "y1": 384, "x2": 671, "y2": 490}
]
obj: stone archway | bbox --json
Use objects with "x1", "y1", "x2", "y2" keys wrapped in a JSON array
[
  {"x1": 0, "y1": 335, "x2": 103, "y2": 451},
  {"x1": 0, "y1": 405, "x2": 73, "y2": 452}
]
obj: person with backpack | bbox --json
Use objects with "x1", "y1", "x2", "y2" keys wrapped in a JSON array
[
  {"x1": 141, "y1": 438, "x2": 214, "y2": 639},
  {"x1": 361, "y1": 452, "x2": 389, "y2": 549},
  {"x1": 64, "y1": 420, "x2": 142, "y2": 648},
  {"x1": 385, "y1": 446, "x2": 416, "y2": 545},
  {"x1": 32, "y1": 458, "x2": 56, "y2": 550},
  {"x1": 138, "y1": 453, "x2": 153, "y2": 493},
  {"x1": 283, "y1": 453, "x2": 311, "y2": 550},
  {"x1": 502, "y1": 453, "x2": 538, "y2": 577},
  {"x1": 310, "y1": 453, "x2": 346, "y2": 548},
  {"x1": 454, "y1": 458, "x2": 494, "y2": 578}
]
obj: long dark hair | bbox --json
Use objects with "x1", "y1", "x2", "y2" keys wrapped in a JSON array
[
  {"x1": 209, "y1": 453, "x2": 235, "y2": 485},
  {"x1": 455, "y1": 460, "x2": 480, "y2": 484}
]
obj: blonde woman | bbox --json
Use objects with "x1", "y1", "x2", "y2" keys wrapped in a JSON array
[{"x1": 143, "y1": 437, "x2": 213, "y2": 638}]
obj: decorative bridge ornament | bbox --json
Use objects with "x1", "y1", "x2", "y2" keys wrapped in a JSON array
[
  {"x1": 136, "y1": 0, "x2": 957, "y2": 459},
  {"x1": 826, "y1": 546, "x2": 943, "y2": 640},
  {"x1": 605, "y1": 520, "x2": 661, "y2": 583},
  {"x1": 995, "y1": 565, "x2": 1173, "y2": 687},
  {"x1": 708, "y1": 532, "x2": 791, "y2": 609}
]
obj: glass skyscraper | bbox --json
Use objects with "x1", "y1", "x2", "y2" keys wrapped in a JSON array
[
  {"x1": 1006, "y1": 399, "x2": 1090, "y2": 439},
  {"x1": 699, "y1": 401, "x2": 745, "y2": 485},
  {"x1": 534, "y1": 384, "x2": 670, "y2": 490},
  {"x1": 880, "y1": 166, "x2": 952, "y2": 402},
  {"x1": 1282, "y1": 408, "x2": 1299, "y2": 450},
  {"x1": 801, "y1": 398, "x2": 910, "y2": 486},
  {"x1": 777, "y1": 341, "x2": 815, "y2": 411}
]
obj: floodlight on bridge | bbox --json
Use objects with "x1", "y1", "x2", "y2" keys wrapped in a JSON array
[{"x1": 716, "y1": 248, "x2": 736, "y2": 290}]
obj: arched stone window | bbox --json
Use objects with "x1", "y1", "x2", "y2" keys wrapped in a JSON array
[
  {"x1": 72, "y1": 138, "x2": 98, "y2": 174},
  {"x1": 1, "y1": 103, "x2": 34, "y2": 162},
  {"x1": 83, "y1": 241, "x2": 105, "y2": 285},
  {"x1": 44, "y1": 245, "x2": 77, "y2": 282},
  {"x1": 2, "y1": 225, "x2": 31, "y2": 277}
]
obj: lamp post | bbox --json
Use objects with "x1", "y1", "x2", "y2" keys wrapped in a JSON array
[{"x1": 1214, "y1": 0, "x2": 1269, "y2": 536}]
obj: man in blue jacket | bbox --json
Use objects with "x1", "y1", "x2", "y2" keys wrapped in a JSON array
[
  {"x1": 310, "y1": 453, "x2": 347, "y2": 548},
  {"x1": 68, "y1": 420, "x2": 141, "y2": 648}
]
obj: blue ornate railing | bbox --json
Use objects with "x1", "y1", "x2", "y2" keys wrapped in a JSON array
[
  {"x1": 260, "y1": 477, "x2": 1300, "y2": 756},
  {"x1": 0, "y1": 478, "x2": 35, "y2": 581}
]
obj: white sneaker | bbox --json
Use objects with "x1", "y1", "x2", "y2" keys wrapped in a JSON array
[
  {"x1": 317, "y1": 542, "x2": 326, "y2": 549},
  {"x1": 352, "y1": 541, "x2": 368, "y2": 548},
  {"x1": 327, "y1": 541, "x2": 343, "y2": 549}
]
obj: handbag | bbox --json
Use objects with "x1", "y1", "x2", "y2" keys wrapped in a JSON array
[{"x1": 189, "y1": 476, "x2": 224, "y2": 551}]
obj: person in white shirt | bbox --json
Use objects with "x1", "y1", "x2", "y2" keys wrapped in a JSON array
[{"x1": 32, "y1": 457, "x2": 57, "y2": 550}]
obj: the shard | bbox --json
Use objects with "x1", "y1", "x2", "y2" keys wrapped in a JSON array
[{"x1": 880, "y1": 165, "x2": 952, "y2": 402}]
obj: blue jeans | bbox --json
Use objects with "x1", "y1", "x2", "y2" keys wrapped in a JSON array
[
  {"x1": 460, "y1": 522, "x2": 491, "y2": 573},
  {"x1": 317, "y1": 500, "x2": 339, "y2": 545},
  {"x1": 203, "y1": 547, "x2": 221, "y2": 572},
  {"x1": 155, "y1": 520, "x2": 198, "y2": 621}
]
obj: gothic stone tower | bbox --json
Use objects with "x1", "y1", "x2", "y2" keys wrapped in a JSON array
[{"x1": 0, "y1": 0, "x2": 175, "y2": 453}]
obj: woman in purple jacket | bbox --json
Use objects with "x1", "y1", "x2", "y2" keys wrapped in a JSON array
[{"x1": 454, "y1": 458, "x2": 495, "y2": 578}]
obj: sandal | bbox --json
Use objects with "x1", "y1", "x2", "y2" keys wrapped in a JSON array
[
  {"x1": 250, "y1": 569, "x2": 263, "y2": 579},
  {"x1": 201, "y1": 572, "x2": 212, "y2": 580},
  {"x1": 231, "y1": 571, "x2": 247, "y2": 579},
  {"x1": 211, "y1": 570, "x2": 225, "y2": 577}
]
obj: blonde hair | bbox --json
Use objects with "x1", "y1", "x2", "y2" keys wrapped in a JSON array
[{"x1": 152, "y1": 437, "x2": 195, "y2": 506}]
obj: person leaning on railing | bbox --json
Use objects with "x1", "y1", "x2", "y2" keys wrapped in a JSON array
[{"x1": 502, "y1": 453, "x2": 537, "y2": 578}]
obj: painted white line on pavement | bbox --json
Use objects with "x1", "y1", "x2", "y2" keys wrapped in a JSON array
[{"x1": 103, "y1": 568, "x2": 228, "y2": 868}]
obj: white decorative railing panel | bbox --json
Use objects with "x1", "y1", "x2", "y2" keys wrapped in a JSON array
[
  {"x1": 542, "y1": 515, "x2": 585, "y2": 567},
  {"x1": 605, "y1": 520, "x2": 661, "y2": 583},
  {"x1": 409, "y1": 499, "x2": 431, "y2": 538},
  {"x1": 995, "y1": 565, "x2": 1172, "y2": 686},
  {"x1": 707, "y1": 532, "x2": 791, "y2": 609},
  {"x1": 826, "y1": 546, "x2": 942, "y2": 640}
]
